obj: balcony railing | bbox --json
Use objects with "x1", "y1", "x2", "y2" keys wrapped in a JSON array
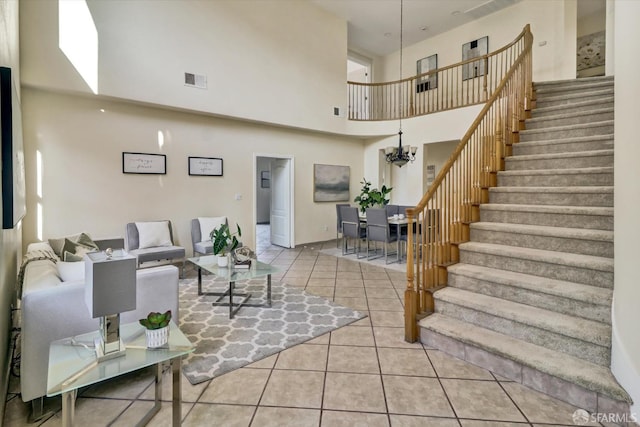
[{"x1": 348, "y1": 26, "x2": 531, "y2": 121}]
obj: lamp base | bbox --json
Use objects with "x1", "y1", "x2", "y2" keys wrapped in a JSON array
[
  {"x1": 94, "y1": 314, "x2": 126, "y2": 362},
  {"x1": 94, "y1": 337, "x2": 126, "y2": 362}
]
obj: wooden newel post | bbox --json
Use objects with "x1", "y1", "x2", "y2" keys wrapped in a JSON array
[{"x1": 404, "y1": 208, "x2": 418, "y2": 342}]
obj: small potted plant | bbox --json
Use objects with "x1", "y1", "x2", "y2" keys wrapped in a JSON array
[
  {"x1": 210, "y1": 223, "x2": 242, "y2": 267},
  {"x1": 139, "y1": 310, "x2": 172, "y2": 348}
]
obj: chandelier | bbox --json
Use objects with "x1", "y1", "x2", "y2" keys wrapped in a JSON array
[{"x1": 384, "y1": 0, "x2": 417, "y2": 167}]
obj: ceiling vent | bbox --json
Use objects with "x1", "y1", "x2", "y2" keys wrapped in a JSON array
[{"x1": 184, "y1": 72, "x2": 207, "y2": 89}]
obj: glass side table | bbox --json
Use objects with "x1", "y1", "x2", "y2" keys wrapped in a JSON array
[{"x1": 47, "y1": 321, "x2": 193, "y2": 427}]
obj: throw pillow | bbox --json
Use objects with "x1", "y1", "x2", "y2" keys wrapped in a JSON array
[
  {"x1": 198, "y1": 217, "x2": 227, "y2": 242},
  {"x1": 63, "y1": 251, "x2": 84, "y2": 262},
  {"x1": 61, "y1": 238, "x2": 97, "y2": 262},
  {"x1": 57, "y1": 261, "x2": 85, "y2": 282},
  {"x1": 136, "y1": 221, "x2": 173, "y2": 249},
  {"x1": 48, "y1": 232, "x2": 98, "y2": 257}
]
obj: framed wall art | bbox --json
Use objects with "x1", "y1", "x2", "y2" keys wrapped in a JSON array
[
  {"x1": 416, "y1": 54, "x2": 438, "y2": 93},
  {"x1": 462, "y1": 36, "x2": 488, "y2": 80},
  {"x1": 188, "y1": 156, "x2": 223, "y2": 176},
  {"x1": 313, "y1": 164, "x2": 350, "y2": 202},
  {"x1": 260, "y1": 171, "x2": 270, "y2": 188},
  {"x1": 1, "y1": 67, "x2": 26, "y2": 229},
  {"x1": 122, "y1": 152, "x2": 167, "y2": 174}
]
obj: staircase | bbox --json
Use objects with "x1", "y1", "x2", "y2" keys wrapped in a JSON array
[{"x1": 419, "y1": 76, "x2": 632, "y2": 414}]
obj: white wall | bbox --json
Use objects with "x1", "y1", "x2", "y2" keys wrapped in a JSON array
[
  {"x1": 380, "y1": 0, "x2": 577, "y2": 84},
  {"x1": 20, "y1": 0, "x2": 351, "y2": 135},
  {"x1": 612, "y1": 0, "x2": 640, "y2": 415},
  {"x1": 21, "y1": 89, "x2": 364, "y2": 251}
]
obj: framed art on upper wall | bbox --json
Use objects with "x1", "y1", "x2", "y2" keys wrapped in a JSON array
[
  {"x1": 122, "y1": 152, "x2": 167, "y2": 174},
  {"x1": 188, "y1": 156, "x2": 223, "y2": 176},
  {"x1": 416, "y1": 54, "x2": 438, "y2": 93},
  {"x1": 313, "y1": 164, "x2": 350, "y2": 202},
  {"x1": 462, "y1": 36, "x2": 488, "y2": 80},
  {"x1": 1, "y1": 66, "x2": 27, "y2": 229}
]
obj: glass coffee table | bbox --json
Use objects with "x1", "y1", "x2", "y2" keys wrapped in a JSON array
[
  {"x1": 188, "y1": 255, "x2": 280, "y2": 319},
  {"x1": 47, "y1": 321, "x2": 193, "y2": 427}
]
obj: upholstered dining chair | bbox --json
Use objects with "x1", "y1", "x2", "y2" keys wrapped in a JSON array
[
  {"x1": 341, "y1": 206, "x2": 366, "y2": 258},
  {"x1": 365, "y1": 207, "x2": 399, "y2": 264},
  {"x1": 335, "y1": 203, "x2": 350, "y2": 248},
  {"x1": 385, "y1": 204, "x2": 399, "y2": 218}
]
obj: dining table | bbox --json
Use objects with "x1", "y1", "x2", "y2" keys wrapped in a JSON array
[{"x1": 358, "y1": 213, "x2": 414, "y2": 263}]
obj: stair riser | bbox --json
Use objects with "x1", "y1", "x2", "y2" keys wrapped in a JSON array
[
  {"x1": 520, "y1": 124, "x2": 614, "y2": 142},
  {"x1": 469, "y1": 228, "x2": 613, "y2": 258},
  {"x1": 535, "y1": 91, "x2": 613, "y2": 108},
  {"x1": 513, "y1": 139, "x2": 613, "y2": 156},
  {"x1": 506, "y1": 155, "x2": 613, "y2": 171},
  {"x1": 532, "y1": 100, "x2": 614, "y2": 118},
  {"x1": 459, "y1": 249, "x2": 613, "y2": 288},
  {"x1": 497, "y1": 172, "x2": 613, "y2": 187},
  {"x1": 447, "y1": 272, "x2": 611, "y2": 324},
  {"x1": 489, "y1": 190, "x2": 613, "y2": 207},
  {"x1": 526, "y1": 111, "x2": 614, "y2": 130},
  {"x1": 434, "y1": 300, "x2": 610, "y2": 366},
  {"x1": 479, "y1": 208, "x2": 613, "y2": 231}
]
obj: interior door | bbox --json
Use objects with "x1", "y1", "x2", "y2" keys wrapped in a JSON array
[{"x1": 270, "y1": 159, "x2": 291, "y2": 247}]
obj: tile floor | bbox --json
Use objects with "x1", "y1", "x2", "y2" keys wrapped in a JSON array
[{"x1": 3, "y1": 239, "x2": 605, "y2": 426}]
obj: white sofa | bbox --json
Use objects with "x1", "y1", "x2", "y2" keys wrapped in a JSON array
[{"x1": 19, "y1": 240, "x2": 180, "y2": 412}]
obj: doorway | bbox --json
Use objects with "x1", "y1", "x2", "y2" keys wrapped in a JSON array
[{"x1": 255, "y1": 154, "x2": 294, "y2": 253}]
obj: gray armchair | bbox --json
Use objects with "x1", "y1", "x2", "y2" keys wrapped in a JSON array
[
  {"x1": 125, "y1": 220, "x2": 185, "y2": 277},
  {"x1": 191, "y1": 217, "x2": 227, "y2": 256}
]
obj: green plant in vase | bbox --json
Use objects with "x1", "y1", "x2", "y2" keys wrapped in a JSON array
[
  {"x1": 139, "y1": 310, "x2": 172, "y2": 330},
  {"x1": 210, "y1": 223, "x2": 242, "y2": 267},
  {"x1": 354, "y1": 178, "x2": 392, "y2": 214}
]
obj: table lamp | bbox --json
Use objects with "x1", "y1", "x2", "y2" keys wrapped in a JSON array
[{"x1": 85, "y1": 250, "x2": 137, "y2": 361}]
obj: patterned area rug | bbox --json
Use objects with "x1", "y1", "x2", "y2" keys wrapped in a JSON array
[{"x1": 179, "y1": 276, "x2": 366, "y2": 385}]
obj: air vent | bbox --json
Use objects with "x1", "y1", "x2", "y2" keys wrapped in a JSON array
[
  {"x1": 333, "y1": 107, "x2": 345, "y2": 117},
  {"x1": 184, "y1": 72, "x2": 207, "y2": 89}
]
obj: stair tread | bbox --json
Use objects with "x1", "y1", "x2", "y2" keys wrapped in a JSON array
[
  {"x1": 535, "y1": 82, "x2": 614, "y2": 95},
  {"x1": 434, "y1": 287, "x2": 610, "y2": 346},
  {"x1": 448, "y1": 263, "x2": 612, "y2": 306},
  {"x1": 480, "y1": 204, "x2": 613, "y2": 216},
  {"x1": 515, "y1": 134, "x2": 613, "y2": 147},
  {"x1": 519, "y1": 120, "x2": 613, "y2": 135},
  {"x1": 499, "y1": 166, "x2": 612, "y2": 176},
  {"x1": 420, "y1": 313, "x2": 631, "y2": 403},
  {"x1": 527, "y1": 107, "x2": 613, "y2": 122},
  {"x1": 534, "y1": 88, "x2": 613, "y2": 103},
  {"x1": 490, "y1": 186, "x2": 612, "y2": 193},
  {"x1": 459, "y1": 241, "x2": 614, "y2": 272},
  {"x1": 470, "y1": 222, "x2": 613, "y2": 242},
  {"x1": 506, "y1": 149, "x2": 613, "y2": 162},
  {"x1": 533, "y1": 97, "x2": 614, "y2": 115}
]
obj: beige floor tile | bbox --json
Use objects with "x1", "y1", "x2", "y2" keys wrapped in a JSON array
[
  {"x1": 327, "y1": 345, "x2": 380, "y2": 374},
  {"x1": 252, "y1": 407, "x2": 321, "y2": 427},
  {"x1": 281, "y1": 277, "x2": 309, "y2": 287},
  {"x1": 310, "y1": 270, "x2": 337, "y2": 279},
  {"x1": 383, "y1": 376, "x2": 455, "y2": 417},
  {"x1": 334, "y1": 296, "x2": 368, "y2": 310},
  {"x1": 112, "y1": 401, "x2": 193, "y2": 427},
  {"x1": 312, "y1": 263, "x2": 338, "y2": 272},
  {"x1": 502, "y1": 381, "x2": 601, "y2": 425},
  {"x1": 40, "y1": 398, "x2": 131, "y2": 426},
  {"x1": 459, "y1": 421, "x2": 529, "y2": 427},
  {"x1": 364, "y1": 279, "x2": 394, "y2": 288},
  {"x1": 308, "y1": 332, "x2": 331, "y2": 344},
  {"x1": 389, "y1": 414, "x2": 460, "y2": 427},
  {"x1": 373, "y1": 327, "x2": 422, "y2": 349},
  {"x1": 246, "y1": 353, "x2": 278, "y2": 369},
  {"x1": 2, "y1": 395, "x2": 35, "y2": 427},
  {"x1": 323, "y1": 372, "x2": 386, "y2": 413},
  {"x1": 321, "y1": 410, "x2": 390, "y2": 426},
  {"x1": 337, "y1": 271, "x2": 364, "y2": 279},
  {"x1": 305, "y1": 286, "x2": 335, "y2": 298},
  {"x1": 367, "y1": 297, "x2": 403, "y2": 311},
  {"x1": 198, "y1": 368, "x2": 270, "y2": 405},
  {"x1": 441, "y1": 378, "x2": 527, "y2": 422},
  {"x1": 138, "y1": 368, "x2": 209, "y2": 402},
  {"x1": 377, "y1": 348, "x2": 436, "y2": 377},
  {"x1": 283, "y1": 270, "x2": 311, "y2": 278},
  {"x1": 351, "y1": 315, "x2": 372, "y2": 326},
  {"x1": 81, "y1": 366, "x2": 155, "y2": 399},
  {"x1": 275, "y1": 343, "x2": 328, "y2": 371},
  {"x1": 183, "y1": 403, "x2": 254, "y2": 427},
  {"x1": 427, "y1": 350, "x2": 494, "y2": 380},
  {"x1": 307, "y1": 278, "x2": 337, "y2": 287},
  {"x1": 337, "y1": 262, "x2": 362, "y2": 272},
  {"x1": 365, "y1": 288, "x2": 400, "y2": 298},
  {"x1": 369, "y1": 311, "x2": 404, "y2": 327},
  {"x1": 335, "y1": 278, "x2": 364, "y2": 287},
  {"x1": 261, "y1": 370, "x2": 324, "y2": 408},
  {"x1": 334, "y1": 287, "x2": 367, "y2": 298},
  {"x1": 330, "y1": 325, "x2": 375, "y2": 346}
]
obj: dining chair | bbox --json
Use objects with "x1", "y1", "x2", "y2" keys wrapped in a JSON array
[
  {"x1": 385, "y1": 204, "x2": 399, "y2": 218},
  {"x1": 365, "y1": 207, "x2": 398, "y2": 264},
  {"x1": 335, "y1": 203, "x2": 350, "y2": 248},
  {"x1": 341, "y1": 206, "x2": 366, "y2": 258}
]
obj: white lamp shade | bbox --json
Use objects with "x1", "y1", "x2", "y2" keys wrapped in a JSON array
[
  {"x1": 410, "y1": 146, "x2": 418, "y2": 155},
  {"x1": 384, "y1": 146, "x2": 395, "y2": 155},
  {"x1": 85, "y1": 251, "x2": 137, "y2": 317}
]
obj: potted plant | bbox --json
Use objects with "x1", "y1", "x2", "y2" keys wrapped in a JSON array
[
  {"x1": 210, "y1": 223, "x2": 242, "y2": 267},
  {"x1": 139, "y1": 310, "x2": 172, "y2": 348},
  {"x1": 354, "y1": 178, "x2": 392, "y2": 214}
]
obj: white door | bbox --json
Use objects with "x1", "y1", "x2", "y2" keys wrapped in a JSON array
[{"x1": 270, "y1": 159, "x2": 291, "y2": 247}]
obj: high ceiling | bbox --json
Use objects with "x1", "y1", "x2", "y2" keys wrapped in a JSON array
[{"x1": 311, "y1": 0, "x2": 606, "y2": 57}]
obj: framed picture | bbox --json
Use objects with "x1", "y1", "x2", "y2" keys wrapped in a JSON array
[
  {"x1": 313, "y1": 164, "x2": 350, "y2": 202},
  {"x1": 1, "y1": 67, "x2": 26, "y2": 229},
  {"x1": 260, "y1": 170, "x2": 270, "y2": 188},
  {"x1": 188, "y1": 156, "x2": 223, "y2": 176},
  {"x1": 462, "y1": 36, "x2": 488, "y2": 80},
  {"x1": 122, "y1": 152, "x2": 166, "y2": 174},
  {"x1": 416, "y1": 54, "x2": 438, "y2": 93}
]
